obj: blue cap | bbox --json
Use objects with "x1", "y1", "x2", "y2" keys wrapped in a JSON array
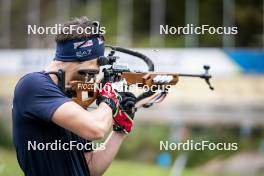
[{"x1": 55, "y1": 36, "x2": 105, "y2": 62}]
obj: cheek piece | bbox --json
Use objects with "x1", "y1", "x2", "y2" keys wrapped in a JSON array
[{"x1": 55, "y1": 36, "x2": 105, "y2": 62}]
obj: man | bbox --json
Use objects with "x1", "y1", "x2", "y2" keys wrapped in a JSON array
[{"x1": 12, "y1": 17, "x2": 136, "y2": 176}]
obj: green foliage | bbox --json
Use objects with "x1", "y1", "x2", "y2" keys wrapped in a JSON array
[
  {"x1": 186, "y1": 126, "x2": 239, "y2": 167},
  {"x1": 116, "y1": 123, "x2": 264, "y2": 168},
  {"x1": 0, "y1": 119, "x2": 13, "y2": 148},
  {"x1": 186, "y1": 125, "x2": 264, "y2": 167},
  {"x1": 116, "y1": 122, "x2": 170, "y2": 162}
]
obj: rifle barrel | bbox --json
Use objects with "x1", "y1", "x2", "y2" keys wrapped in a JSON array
[{"x1": 178, "y1": 73, "x2": 211, "y2": 79}]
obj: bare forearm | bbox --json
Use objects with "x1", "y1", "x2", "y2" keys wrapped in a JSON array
[
  {"x1": 52, "y1": 101, "x2": 113, "y2": 140},
  {"x1": 76, "y1": 102, "x2": 113, "y2": 139},
  {"x1": 86, "y1": 131, "x2": 126, "y2": 176},
  {"x1": 89, "y1": 103, "x2": 112, "y2": 132}
]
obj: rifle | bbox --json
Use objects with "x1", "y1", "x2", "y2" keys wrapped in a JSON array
[{"x1": 50, "y1": 46, "x2": 214, "y2": 109}]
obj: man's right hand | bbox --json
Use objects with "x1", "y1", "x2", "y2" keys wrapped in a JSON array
[
  {"x1": 96, "y1": 82, "x2": 137, "y2": 133},
  {"x1": 96, "y1": 82, "x2": 121, "y2": 114}
]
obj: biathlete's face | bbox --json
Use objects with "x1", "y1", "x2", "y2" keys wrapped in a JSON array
[{"x1": 71, "y1": 58, "x2": 100, "y2": 81}]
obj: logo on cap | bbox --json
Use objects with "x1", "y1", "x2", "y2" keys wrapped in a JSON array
[
  {"x1": 76, "y1": 49, "x2": 92, "y2": 58},
  {"x1": 74, "y1": 40, "x2": 93, "y2": 49}
]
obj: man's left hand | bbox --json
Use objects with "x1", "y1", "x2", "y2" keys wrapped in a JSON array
[{"x1": 113, "y1": 92, "x2": 137, "y2": 133}]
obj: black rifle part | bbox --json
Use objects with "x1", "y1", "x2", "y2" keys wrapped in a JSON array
[
  {"x1": 178, "y1": 65, "x2": 214, "y2": 90},
  {"x1": 102, "y1": 46, "x2": 214, "y2": 108},
  {"x1": 46, "y1": 69, "x2": 66, "y2": 93},
  {"x1": 105, "y1": 45, "x2": 155, "y2": 71}
]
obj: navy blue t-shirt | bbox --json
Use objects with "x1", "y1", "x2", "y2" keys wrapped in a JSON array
[{"x1": 12, "y1": 72, "x2": 91, "y2": 176}]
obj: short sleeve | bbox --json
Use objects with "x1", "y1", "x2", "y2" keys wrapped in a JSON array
[{"x1": 14, "y1": 72, "x2": 71, "y2": 122}]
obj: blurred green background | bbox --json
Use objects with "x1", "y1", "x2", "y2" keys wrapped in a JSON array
[{"x1": 0, "y1": 0, "x2": 263, "y2": 48}]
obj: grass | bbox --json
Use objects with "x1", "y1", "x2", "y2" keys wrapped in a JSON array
[
  {"x1": 0, "y1": 148, "x2": 236, "y2": 176},
  {"x1": 105, "y1": 160, "x2": 170, "y2": 176},
  {"x1": 0, "y1": 148, "x2": 23, "y2": 176},
  {"x1": 0, "y1": 148, "x2": 170, "y2": 176},
  {"x1": 2, "y1": 148, "x2": 259, "y2": 176}
]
